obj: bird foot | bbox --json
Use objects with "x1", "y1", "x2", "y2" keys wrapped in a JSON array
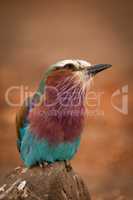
[
  {"x1": 39, "y1": 162, "x2": 48, "y2": 168},
  {"x1": 43, "y1": 161, "x2": 48, "y2": 167},
  {"x1": 39, "y1": 163, "x2": 43, "y2": 168},
  {"x1": 64, "y1": 161, "x2": 72, "y2": 172}
]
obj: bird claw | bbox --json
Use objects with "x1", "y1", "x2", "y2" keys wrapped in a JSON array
[
  {"x1": 39, "y1": 163, "x2": 43, "y2": 168},
  {"x1": 43, "y1": 162, "x2": 49, "y2": 168},
  {"x1": 39, "y1": 162, "x2": 48, "y2": 168},
  {"x1": 64, "y1": 161, "x2": 72, "y2": 172}
]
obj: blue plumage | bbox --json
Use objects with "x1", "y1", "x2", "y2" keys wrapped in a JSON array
[{"x1": 19, "y1": 126, "x2": 80, "y2": 167}]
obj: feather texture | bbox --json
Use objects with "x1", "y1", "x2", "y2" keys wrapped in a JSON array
[
  {"x1": 16, "y1": 64, "x2": 85, "y2": 167},
  {"x1": 20, "y1": 126, "x2": 80, "y2": 167}
]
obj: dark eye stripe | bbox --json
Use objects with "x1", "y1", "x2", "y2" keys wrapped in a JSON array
[
  {"x1": 54, "y1": 63, "x2": 76, "y2": 71},
  {"x1": 64, "y1": 63, "x2": 76, "y2": 70}
]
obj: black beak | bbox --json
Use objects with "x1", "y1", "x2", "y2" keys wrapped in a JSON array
[{"x1": 87, "y1": 64, "x2": 112, "y2": 76}]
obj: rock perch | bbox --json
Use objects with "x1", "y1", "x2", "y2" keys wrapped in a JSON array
[{"x1": 0, "y1": 162, "x2": 91, "y2": 200}]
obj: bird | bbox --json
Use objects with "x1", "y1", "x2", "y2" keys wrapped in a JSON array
[{"x1": 16, "y1": 59, "x2": 112, "y2": 168}]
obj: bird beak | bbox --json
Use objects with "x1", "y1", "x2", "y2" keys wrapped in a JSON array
[{"x1": 87, "y1": 64, "x2": 112, "y2": 76}]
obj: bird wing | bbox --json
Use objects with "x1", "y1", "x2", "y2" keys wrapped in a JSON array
[
  {"x1": 16, "y1": 78, "x2": 45, "y2": 152},
  {"x1": 16, "y1": 96, "x2": 32, "y2": 151}
]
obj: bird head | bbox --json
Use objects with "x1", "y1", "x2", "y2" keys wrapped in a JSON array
[
  {"x1": 51, "y1": 59, "x2": 111, "y2": 74},
  {"x1": 36, "y1": 59, "x2": 112, "y2": 106},
  {"x1": 44, "y1": 59, "x2": 112, "y2": 87}
]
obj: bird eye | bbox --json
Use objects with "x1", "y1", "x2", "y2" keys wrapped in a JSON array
[{"x1": 64, "y1": 63, "x2": 76, "y2": 70}]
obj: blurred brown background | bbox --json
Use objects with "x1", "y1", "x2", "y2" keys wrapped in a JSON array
[{"x1": 0, "y1": 0, "x2": 133, "y2": 199}]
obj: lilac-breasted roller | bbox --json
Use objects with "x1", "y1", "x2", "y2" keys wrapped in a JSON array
[{"x1": 16, "y1": 59, "x2": 112, "y2": 167}]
